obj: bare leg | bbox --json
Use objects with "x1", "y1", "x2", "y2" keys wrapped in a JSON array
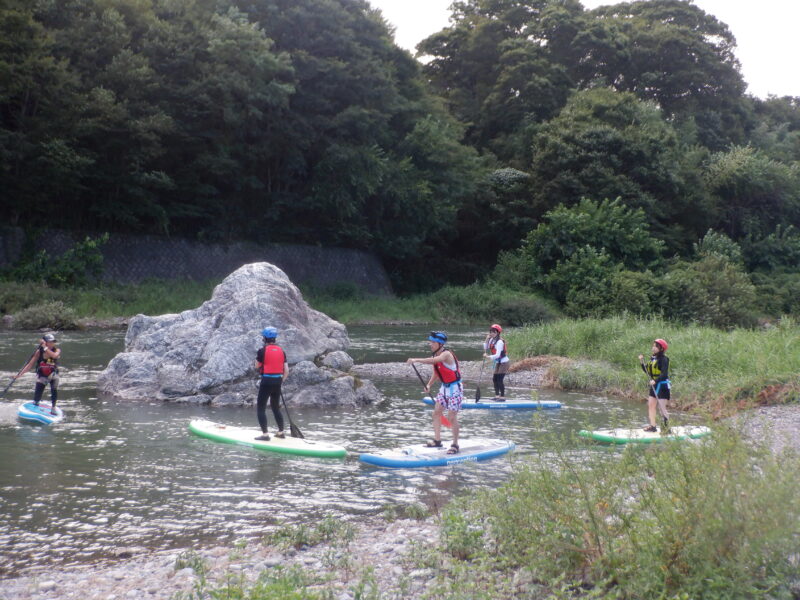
[
  {"x1": 647, "y1": 397, "x2": 657, "y2": 427},
  {"x1": 449, "y1": 410, "x2": 459, "y2": 447},
  {"x1": 432, "y1": 403, "x2": 443, "y2": 441}
]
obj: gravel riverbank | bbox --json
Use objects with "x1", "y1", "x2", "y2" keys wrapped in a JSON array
[{"x1": 0, "y1": 517, "x2": 443, "y2": 600}]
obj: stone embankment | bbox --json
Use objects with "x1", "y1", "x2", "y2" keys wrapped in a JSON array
[{"x1": 0, "y1": 517, "x2": 442, "y2": 600}]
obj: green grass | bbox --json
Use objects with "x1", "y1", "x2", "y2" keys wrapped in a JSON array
[
  {"x1": 0, "y1": 279, "x2": 218, "y2": 323},
  {"x1": 460, "y1": 429, "x2": 800, "y2": 599},
  {"x1": 507, "y1": 316, "x2": 800, "y2": 414}
]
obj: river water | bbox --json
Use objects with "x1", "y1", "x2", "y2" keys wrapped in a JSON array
[{"x1": 0, "y1": 326, "x2": 643, "y2": 577}]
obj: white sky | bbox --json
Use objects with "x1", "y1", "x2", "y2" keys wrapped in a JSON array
[{"x1": 370, "y1": 0, "x2": 799, "y2": 99}]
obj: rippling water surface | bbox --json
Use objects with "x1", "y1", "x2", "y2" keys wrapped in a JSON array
[{"x1": 0, "y1": 326, "x2": 646, "y2": 576}]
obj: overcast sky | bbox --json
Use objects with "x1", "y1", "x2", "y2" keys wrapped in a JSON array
[{"x1": 370, "y1": 0, "x2": 799, "y2": 99}]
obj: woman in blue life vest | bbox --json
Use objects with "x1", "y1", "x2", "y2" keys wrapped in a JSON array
[
  {"x1": 406, "y1": 331, "x2": 462, "y2": 454},
  {"x1": 253, "y1": 326, "x2": 289, "y2": 440},
  {"x1": 14, "y1": 333, "x2": 61, "y2": 415},
  {"x1": 483, "y1": 324, "x2": 510, "y2": 400},
  {"x1": 639, "y1": 338, "x2": 670, "y2": 432}
]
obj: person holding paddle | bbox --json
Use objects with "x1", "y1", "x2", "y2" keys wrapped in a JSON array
[
  {"x1": 406, "y1": 331, "x2": 462, "y2": 454},
  {"x1": 483, "y1": 324, "x2": 510, "y2": 401},
  {"x1": 639, "y1": 338, "x2": 670, "y2": 432},
  {"x1": 13, "y1": 333, "x2": 61, "y2": 415},
  {"x1": 254, "y1": 326, "x2": 289, "y2": 441}
]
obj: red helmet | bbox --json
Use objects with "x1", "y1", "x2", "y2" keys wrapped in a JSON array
[
  {"x1": 490, "y1": 324, "x2": 503, "y2": 333},
  {"x1": 654, "y1": 338, "x2": 668, "y2": 351}
]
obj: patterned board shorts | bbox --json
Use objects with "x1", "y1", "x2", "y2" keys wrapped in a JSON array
[{"x1": 435, "y1": 381, "x2": 463, "y2": 412}]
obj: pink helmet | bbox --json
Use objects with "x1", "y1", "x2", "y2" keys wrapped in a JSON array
[
  {"x1": 654, "y1": 338, "x2": 668, "y2": 351},
  {"x1": 490, "y1": 324, "x2": 503, "y2": 333}
]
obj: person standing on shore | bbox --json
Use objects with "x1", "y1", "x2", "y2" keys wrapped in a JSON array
[
  {"x1": 254, "y1": 327, "x2": 289, "y2": 441},
  {"x1": 406, "y1": 331, "x2": 462, "y2": 454},
  {"x1": 484, "y1": 324, "x2": 510, "y2": 400},
  {"x1": 14, "y1": 333, "x2": 61, "y2": 414},
  {"x1": 639, "y1": 338, "x2": 670, "y2": 432}
]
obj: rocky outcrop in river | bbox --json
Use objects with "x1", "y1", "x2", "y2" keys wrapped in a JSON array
[{"x1": 97, "y1": 262, "x2": 380, "y2": 406}]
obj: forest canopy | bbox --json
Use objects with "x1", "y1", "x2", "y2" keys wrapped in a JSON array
[{"x1": 2, "y1": 0, "x2": 799, "y2": 321}]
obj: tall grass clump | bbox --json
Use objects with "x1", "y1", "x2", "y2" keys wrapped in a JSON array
[
  {"x1": 507, "y1": 316, "x2": 800, "y2": 412},
  {"x1": 470, "y1": 429, "x2": 800, "y2": 599}
]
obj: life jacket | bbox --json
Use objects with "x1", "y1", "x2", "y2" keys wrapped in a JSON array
[
  {"x1": 488, "y1": 337, "x2": 508, "y2": 360},
  {"x1": 261, "y1": 344, "x2": 286, "y2": 376},
  {"x1": 646, "y1": 354, "x2": 666, "y2": 378},
  {"x1": 37, "y1": 347, "x2": 57, "y2": 377},
  {"x1": 432, "y1": 349, "x2": 461, "y2": 384}
]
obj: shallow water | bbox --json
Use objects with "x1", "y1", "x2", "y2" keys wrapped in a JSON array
[{"x1": 0, "y1": 326, "x2": 646, "y2": 577}]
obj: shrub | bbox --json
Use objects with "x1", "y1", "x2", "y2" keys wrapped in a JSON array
[
  {"x1": 12, "y1": 300, "x2": 79, "y2": 330},
  {"x1": 479, "y1": 429, "x2": 800, "y2": 598},
  {"x1": 658, "y1": 255, "x2": 759, "y2": 328},
  {"x1": 9, "y1": 234, "x2": 108, "y2": 287}
]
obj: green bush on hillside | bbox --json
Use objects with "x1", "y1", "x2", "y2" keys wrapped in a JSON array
[{"x1": 12, "y1": 300, "x2": 79, "y2": 330}]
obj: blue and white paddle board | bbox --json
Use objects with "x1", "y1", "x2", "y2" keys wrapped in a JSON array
[
  {"x1": 359, "y1": 438, "x2": 515, "y2": 468},
  {"x1": 18, "y1": 402, "x2": 64, "y2": 425},
  {"x1": 422, "y1": 396, "x2": 561, "y2": 410}
]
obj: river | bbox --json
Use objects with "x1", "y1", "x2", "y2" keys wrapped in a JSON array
[{"x1": 0, "y1": 325, "x2": 643, "y2": 577}]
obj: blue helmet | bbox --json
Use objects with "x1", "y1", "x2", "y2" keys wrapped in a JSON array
[
  {"x1": 428, "y1": 331, "x2": 447, "y2": 344},
  {"x1": 262, "y1": 326, "x2": 278, "y2": 339}
]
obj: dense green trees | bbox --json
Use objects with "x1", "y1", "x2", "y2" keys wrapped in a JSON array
[{"x1": 1, "y1": 0, "x2": 799, "y2": 325}]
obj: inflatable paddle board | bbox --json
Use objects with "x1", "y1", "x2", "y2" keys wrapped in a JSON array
[
  {"x1": 188, "y1": 419, "x2": 347, "y2": 458},
  {"x1": 17, "y1": 402, "x2": 64, "y2": 425},
  {"x1": 422, "y1": 396, "x2": 561, "y2": 410},
  {"x1": 359, "y1": 438, "x2": 515, "y2": 468},
  {"x1": 578, "y1": 425, "x2": 711, "y2": 444}
]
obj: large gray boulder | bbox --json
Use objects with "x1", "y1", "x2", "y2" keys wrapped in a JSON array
[{"x1": 97, "y1": 262, "x2": 380, "y2": 406}]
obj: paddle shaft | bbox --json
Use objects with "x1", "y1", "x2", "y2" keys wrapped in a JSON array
[
  {"x1": 475, "y1": 359, "x2": 486, "y2": 402},
  {"x1": 1, "y1": 346, "x2": 40, "y2": 399},
  {"x1": 279, "y1": 391, "x2": 304, "y2": 439},
  {"x1": 411, "y1": 363, "x2": 451, "y2": 428}
]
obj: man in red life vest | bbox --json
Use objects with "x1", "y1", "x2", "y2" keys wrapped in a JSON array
[
  {"x1": 253, "y1": 326, "x2": 289, "y2": 440},
  {"x1": 406, "y1": 331, "x2": 462, "y2": 454}
]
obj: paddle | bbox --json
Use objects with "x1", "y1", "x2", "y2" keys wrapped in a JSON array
[
  {"x1": 411, "y1": 363, "x2": 451, "y2": 428},
  {"x1": 279, "y1": 391, "x2": 304, "y2": 439},
  {"x1": 1, "y1": 346, "x2": 40, "y2": 400},
  {"x1": 475, "y1": 358, "x2": 486, "y2": 403}
]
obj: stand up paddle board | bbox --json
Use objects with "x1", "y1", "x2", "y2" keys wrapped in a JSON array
[
  {"x1": 188, "y1": 419, "x2": 347, "y2": 458},
  {"x1": 422, "y1": 396, "x2": 561, "y2": 410},
  {"x1": 578, "y1": 425, "x2": 711, "y2": 444},
  {"x1": 359, "y1": 438, "x2": 515, "y2": 468},
  {"x1": 18, "y1": 402, "x2": 64, "y2": 425}
]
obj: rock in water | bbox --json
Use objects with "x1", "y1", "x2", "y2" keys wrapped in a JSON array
[{"x1": 98, "y1": 262, "x2": 380, "y2": 406}]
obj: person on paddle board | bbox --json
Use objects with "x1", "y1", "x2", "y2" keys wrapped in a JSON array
[
  {"x1": 254, "y1": 327, "x2": 289, "y2": 441},
  {"x1": 483, "y1": 324, "x2": 510, "y2": 400},
  {"x1": 13, "y1": 333, "x2": 61, "y2": 414},
  {"x1": 406, "y1": 331, "x2": 462, "y2": 454},
  {"x1": 639, "y1": 338, "x2": 670, "y2": 432}
]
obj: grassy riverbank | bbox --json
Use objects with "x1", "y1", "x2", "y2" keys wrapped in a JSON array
[
  {"x1": 0, "y1": 279, "x2": 558, "y2": 328},
  {"x1": 507, "y1": 316, "x2": 800, "y2": 416}
]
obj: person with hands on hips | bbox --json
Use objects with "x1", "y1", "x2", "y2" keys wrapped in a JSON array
[
  {"x1": 406, "y1": 331, "x2": 462, "y2": 454},
  {"x1": 484, "y1": 324, "x2": 510, "y2": 401},
  {"x1": 15, "y1": 333, "x2": 61, "y2": 415}
]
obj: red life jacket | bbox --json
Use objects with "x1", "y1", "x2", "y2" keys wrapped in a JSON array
[
  {"x1": 432, "y1": 349, "x2": 461, "y2": 384},
  {"x1": 261, "y1": 344, "x2": 286, "y2": 376},
  {"x1": 488, "y1": 337, "x2": 508, "y2": 359}
]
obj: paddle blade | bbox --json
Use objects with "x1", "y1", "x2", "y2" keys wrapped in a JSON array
[
  {"x1": 441, "y1": 414, "x2": 452, "y2": 428},
  {"x1": 475, "y1": 385, "x2": 481, "y2": 403},
  {"x1": 289, "y1": 422, "x2": 304, "y2": 439}
]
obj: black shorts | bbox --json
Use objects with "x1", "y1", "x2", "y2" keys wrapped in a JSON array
[{"x1": 649, "y1": 381, "x2": 670, "y2": 400}]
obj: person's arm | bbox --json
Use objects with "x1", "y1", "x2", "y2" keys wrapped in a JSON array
[
  {"x1": 654, "y1": 356, "x2": 669, "y2": 383},
  {"x1": 16, "y1": 346, "x2": 42, "y2": 378},
  {"x1": 44, "y1": 346, "x2": 60, "y2": 361},
  {"x1": 407, "y1": 351, "x2": 450, "y2": 366},
  {"x1": 283, "y1": 362, "x2": 289, "y2": 378}
]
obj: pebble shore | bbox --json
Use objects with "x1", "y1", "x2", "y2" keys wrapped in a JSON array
[{"x1": 0, "y1": 517, "x2": 441, "y2": 600}]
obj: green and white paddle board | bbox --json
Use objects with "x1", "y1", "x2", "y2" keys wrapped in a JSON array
[
  {"x1": 188, "y1": 419, "x2": 347, "y2": 458},
  {"x1": 578, "y1": 425, "x2": 711, "y2": 444}
]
